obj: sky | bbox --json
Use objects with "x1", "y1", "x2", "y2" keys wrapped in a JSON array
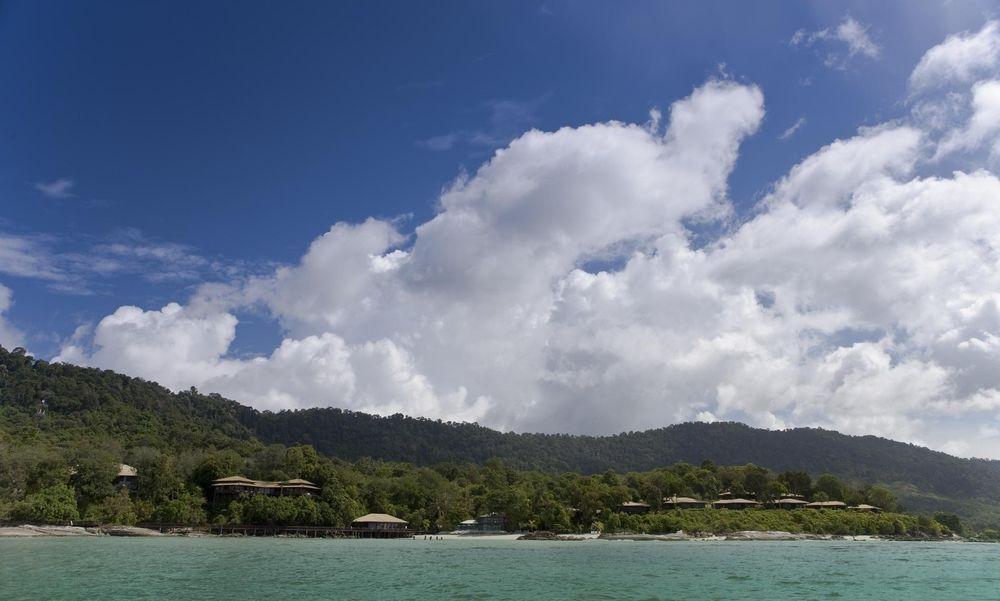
[{"x1": 3, "y1": 1, "x2": 1000, "y2": 457}]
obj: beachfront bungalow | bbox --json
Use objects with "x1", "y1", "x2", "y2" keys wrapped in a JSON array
[
  {"x1": 712, "y1": 498, "x2": 760, "y2": 510},
  {"x1": 476, "y1": 513, "x2": 509, "y2": 532},
  {"x1": 352, "y1": 513, "x2": 409, "y2": 531},
  {"x1": 114, "y1": 464, "x2": 138, "y2": 492},
  {"x1": 663, "y1": 496, "x2": 706, "y2": 509},
  {"x1": 457, "y1": 513, "x2": 508, "y2": 532},
  {"x1": 619, "y1": 501, "x2": 652, "y2": 515},
  {"x1": 849, "y1": 504, "x2": 881, "y2": 512},
  {"x1": 804, "y1": 501, "x2": 847, "y2": 510},
  {"x1": 773, "y1": 498, "x2": 809, "y2": 509},
  {"x1": 210, "y1": 476, "x2": 320, "y2": 504}
]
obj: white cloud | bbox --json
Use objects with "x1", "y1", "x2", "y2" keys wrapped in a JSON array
[
  {"x1": 0, "y1": 284, "x2": 25, "y2": 350},
  {"x1": 934, "y1": 79, "x2": 1000, "y2": 160},
  {"x1": 910, "y1": 21, "x2": 1000, "y2": 92},
  {"x1": 52, "y1": 48, "x2": 1000, "y2": 458},
  {"x1": 791, "y1": 17, "x2": 880, "y2": 68},
  {"x1": 779, "y1": 117, "x2": 806, "y2": 140},
  {"x1": 34, "y1": 177, "x2": 76, "y2": 199},
  {"x1": 0, "y1": 228, "x2": 267, "y2": 295},
  {"x1": 0, "y1": 234, "x2": 64, "y2": 281}
]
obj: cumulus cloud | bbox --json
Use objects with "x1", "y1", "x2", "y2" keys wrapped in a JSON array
[
  {"x1": 53, "y1": 45, "x2": 1000, "y2": 458},
  {"x1": 910, "y1": 21, "x2": 1000, "y2": 92},
  {"x1": 934, "y1": 79, "x2": 1000, "y2": 160},
  {"x1": 791, "y1": 17, "x2": 880, "y2": 68}
]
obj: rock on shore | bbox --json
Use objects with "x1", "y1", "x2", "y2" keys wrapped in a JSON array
[{"x1": 0, "y1": 525, "x2": 166, "y2": 537}]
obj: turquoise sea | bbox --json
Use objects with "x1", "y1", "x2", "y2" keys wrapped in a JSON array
[{"x1": 1, "y1": 538, "x2": 998, "y2": 600}]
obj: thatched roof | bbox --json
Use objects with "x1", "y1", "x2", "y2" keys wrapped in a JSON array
[
  {"x1": 211, "y1": 476, "x2": 319, "y2": 490},
  {"x1": 664, "y1": 496, "x2": 704, "y2": 504},
  {"x1": 212, "y1": 476, "x2": 258, "y2": 486},
  {"x1": 849, "y1": 504, "x2": 881, "y2": 511},
  {"x1": 620, "y1": 501, "x2": 651, "y2": 508},
  {"x1": 713, "y1": 498, "x2": 759, "y2": 505},
  {"x1": 804, "y1": 501, "x2": 847, "y2": 508},
  {"x1": 117, "y1": 464, "x2": 137, "y2": 478},
  {"x1": 280, "y1": 479, "x2": 320, "y2": 490},
  {"x1": 775, "y1": 498, "x2": 808, "y2": 505},
  {"x1": 352, "y1": 513, "x2": 408, "y2": 524}
]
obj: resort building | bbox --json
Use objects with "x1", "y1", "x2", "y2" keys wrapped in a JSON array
[
  {"x1": 457, "y1": 513, "x2": 508, "y2": 532},
  {"x1": 712, "y1": 498, "x2": 760, "y2": 509},
  {"x1": 352, "y1": 513, "x2": 409, "y2": 531},
  {"x1": 849, "y1": 504, "x2": 881, "y2": 512},
  {"x1": 114, "y1": 464, "x2": 138, "y2": 492},
  {"x1": 210, "y1": 476, "x2": 320, "y2": 504},
  {"x1": 618, "y1": 501, "x2": 652, "y2": 515},
  {"x1": 477, "y1": 512, "x2": 510, "y2": 532},
  {"x1": 663, "y1": 496, "x2": 706, "y2": 509},
  {"x1": 804, "y1": 501, "x2": 847, "y2": 510}
]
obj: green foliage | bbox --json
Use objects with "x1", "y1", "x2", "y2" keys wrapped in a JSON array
[
  {"x1": 8, "y1": 484, "x2": 79, "y2": 524},
  {"x1": 615, "y1": 508, "x2": 928, "y2": 537},
  {"x1": 933, "y1": 512, "x2": 963, "y2": 536},
  {"x1": 1, "y1": 345, "x2": 999, "y2": 532},
  {"x1": 814, "y1": 474, "x2": 846, "y2": 502},
  {"x1": 85, "y1": 488, "x2": 138, "y2": 525},
  {"x1": 153, "y1": 491, "x2": 207, "y2": 524}
]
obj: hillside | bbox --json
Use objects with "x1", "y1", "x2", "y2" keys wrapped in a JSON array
[{"x1": 2, "y1": 345, "x2": 999, "y2": 525}]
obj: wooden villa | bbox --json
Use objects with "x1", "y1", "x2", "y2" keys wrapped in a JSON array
[
  {"x1": 352, "y1": 513, "x2": 409, "y2": 531},
  {"x1": 210, "y1": 476, "x2": 320, "y2": 504},
  {"x1": 114, "y1": 464, "x2": 138, "y2": 492},
  {"x1": 712, "y1": 498, "x2": 760, "y2": 510}
]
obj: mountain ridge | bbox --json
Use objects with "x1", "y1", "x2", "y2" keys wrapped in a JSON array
[{"x1": 2, "y1": 345, "x2": 999, "y2": 524}]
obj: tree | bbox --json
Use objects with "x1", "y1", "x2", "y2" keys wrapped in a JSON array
[
  {"x1": 85, "y1": 489, "x2": 137, "y2": 525},
  {"x1": 777, "y1": 471, "x2": 812, "y2": 496},
  {"x1": 153, "y1": 491, "x2": 207, "y2": 524},
  {"x1": 933, "y1": 512, "x2": 963, "y2": 536},
  {"x1": 814, "y1": 474, "x2": 846, "y2": 501},
  {"x1": 9, "y1": 484, "x2": 79, "y2": 524},
  {"x1": 865, "y1": 485, "x2": 897, "y2": 512}
]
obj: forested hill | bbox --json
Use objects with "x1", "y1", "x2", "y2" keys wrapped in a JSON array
[
  {"x1": 247, "y1": 409, "x2": 1000, "y2": 501},
  {"x1": 3, "y1": 346, "x2": 1000, "y2": 516}
]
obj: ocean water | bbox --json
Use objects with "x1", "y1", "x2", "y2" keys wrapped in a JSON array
[{"x1": 1, "y1": 538, "x2": 998, "y2": 600}]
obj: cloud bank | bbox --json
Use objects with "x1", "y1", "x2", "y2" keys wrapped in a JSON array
[{"x1": 50, "y1": 26, "x2": 1000, "y2": 457}]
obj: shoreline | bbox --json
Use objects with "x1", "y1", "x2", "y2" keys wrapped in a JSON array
[{"x1": 0, "y1": 525, "x2": 975, "y2": 542}]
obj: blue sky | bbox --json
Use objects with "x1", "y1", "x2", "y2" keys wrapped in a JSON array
[
  {"x1": 0, "y1": 0, "x2": 978, "y2": 354},
  {"x1": 4, "y1": 1, "x2": 1000, "y2": 455}
]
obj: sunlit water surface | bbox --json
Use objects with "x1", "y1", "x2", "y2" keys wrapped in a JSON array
[{"x1": 2, "y1": 537, "x2": 998, "y2": 600}]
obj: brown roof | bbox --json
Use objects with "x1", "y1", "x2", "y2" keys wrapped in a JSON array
[
  {"x1": 211, "y1": 476, "x2": 319, "y2": 490},
  {"x1": 713, "y1": 498, "x2": 760, "y2": 505},
  {"x1": 804, "y1": 501, "x2": 847, "y2": 508},
  {"x1": 280, "y1": 479, "x2": 320, "y2": 490},
  {"x1": 664, "y1": 496, "x2": 705, "y2": 504},
  {"x1": 213, "y1": 476, "x2": 257, "y2": 484},
  {"x1": 352, "y1": 513, "x2": 408, "y2": 524}
]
